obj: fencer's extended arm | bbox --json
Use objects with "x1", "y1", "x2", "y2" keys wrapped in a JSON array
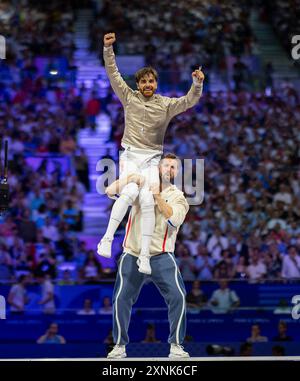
[
  {"x1": 167, "y1": 83, "x2": 203, "y2": 118},
  {"x1": 103, "y1": 46, "x2": 134, "y2": 105}
]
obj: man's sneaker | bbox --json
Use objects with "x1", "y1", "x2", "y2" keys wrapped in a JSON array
[
  {"x1": 137, "y1": 256, "x2": 152, "y2": 275},
  {"x1": 169, "y1": 344, "x2": 190, "y2": 358},
  {"x1": 107, "y1": 344, "x2": 127, "y2": 359},
  {"x1": 97, "y1": 237, "x2": 113, "y2": 258}
]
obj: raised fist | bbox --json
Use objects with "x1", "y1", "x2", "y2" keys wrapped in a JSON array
[
  {"x1": 104, "y1": 33, "x2": 116, "y2": 47},
  {"x1": 192, "y1": 66, "x2": 205, "y2": 84}
]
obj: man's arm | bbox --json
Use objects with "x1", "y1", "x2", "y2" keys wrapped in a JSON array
[
  {"x1": 209, "y1": 291, "x2": 219, "y2": 306},
  {"x1": 167, "y1": 67, "x2": 204, "y2": 118},
  {"x1": 38, "y1": 291, "x2": 53, "y2": 305},
  {"x1": 105, "y1": 174, "x2": 145, "y2": 199},
  {"x1": 150, "y1": 184, "x2": 173, "y2": 219},
  {"x1": 103, "y1": 33, "x2": 133, "y2": 105},
  {"x1": 7, "y1": 288, "x2": 21, "y2": 310},
  {"x1": 37, "y1": 334, "x2": 48, "y2": 344},
  {"x1": 58, "y1": 335, "x2": 66, "y2": 344},
  {"x1": 150, "y1": 185, "x2": 189, "y2": 228},
  {"x1": 281, "y1": 257, "x2": 288, "y2": 278}
]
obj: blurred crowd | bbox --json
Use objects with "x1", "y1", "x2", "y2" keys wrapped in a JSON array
[
  {"x1": 91, "y1": 0, "x2": 255, "y2": 74},
  {"x1": 0, "y1": 1, "x2": 103, "y2": 285},
  {"x1": 0, "y1": 0, "x2": 300, "y2": 286},
  {"x1": 260, "y1": 0, "x2": 300, "y2": 56},
  {"x1": 107, "y1": 83, "x2": 300, "y2": 282},
  {"x1": 0, "y1": 0, "x2": 75, "y2": 60},
  {"x1": 173, "y1": 86, "x2": 300, "y2": 282}
]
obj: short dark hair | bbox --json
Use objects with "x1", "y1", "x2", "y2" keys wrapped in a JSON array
[
  {"x1": 161, "y1": 152, "x2": 179, "y2": 161},
  {"x1": 160, "y1": 153, "x2": 180, "y2": 169},
  {"x1": 135, "y1": 67, "x2": 158, "y2": 83}
]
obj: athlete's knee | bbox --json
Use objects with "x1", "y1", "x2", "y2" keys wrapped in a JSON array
[
  {"x1": 139, "y1": 188, "x2": 154, "y2": 209},
  {"x1": 120, "y1": 182, "x2": 139, "y2": 205}
]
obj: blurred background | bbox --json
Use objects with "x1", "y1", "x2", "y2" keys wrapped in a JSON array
[{"x1": 0, "y1": 0, "x2": 300, "y2": 358}]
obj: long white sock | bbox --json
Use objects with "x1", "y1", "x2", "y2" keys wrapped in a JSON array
[
  {"x1": 104, "y1": 182, "x2": 139, "y2": 240},
  {"x1": 104, "y1": 196, "x2": 131, "y2": 239},
  {"x1": 140, "y1": 204, "x2": 155, "y2": 258}
]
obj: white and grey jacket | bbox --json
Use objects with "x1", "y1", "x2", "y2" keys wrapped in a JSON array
[{"x1": 104, "y1": 46, "x2": 203, "y2": 151}]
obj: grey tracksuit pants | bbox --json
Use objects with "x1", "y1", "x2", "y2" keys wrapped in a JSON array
[{"x1": 112, "y1": 252, "x2": 187, "y2": 345}]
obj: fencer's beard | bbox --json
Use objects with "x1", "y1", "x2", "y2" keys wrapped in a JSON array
[{"x1": 141, "y1": 87, "x2": 155, "y2": 97}]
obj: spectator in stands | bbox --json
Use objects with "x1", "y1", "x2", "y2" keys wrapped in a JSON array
[
  {"x1": 233, "y1": 58, "x2": 249, "y2": 91},
  {"x1": 74, "y1": 241, "x2": 88, "y2": 270},
  {"x1": 104, "y1": 329, "x2": 114, "y2": 356},
  {"x1": 41, "y1": 217, "x2": 60, "y2": 242},
  {"x1": 74, "y1": 147, "x2": 90, "y2": 192},
  {"x1": 206, "y1": 228, "x2": 229, "y2": 263},
  {"x1": 176, "y1": 244, "x2": 197, "y2": 281},
  {"x1": 272, "y1": 345, "x2": 285, "y2": 356},
  {"x1": 17, "y1": 209, "x2": 37, "y2": 243},
  {"x1": 195, "y1": 245, "x2": 215, "y2": 280},
  {"x1": 213, "y1": 260, "x2": 234, "y2": 280},
  {"x1": 37, "y1": 323, "x2": 66, "y2": 344},
  {"x1": 232, "y1": 256, "x2": 248, "y2": 280},
  {"x1": 59, "y1": 134, "x2": 76, "y2": 155},
  {"x1": 267, "y1": 210, "x2": 288, "y2": 231},
  {"x1": 80, "y1": 251, "x2": 103, "y2": 284},
  {"x1": 38, "y1": 275, "x2": 56, "y2": 314},
  {"x1": 209, "y1": 280, "x2": 240, "y2": 314},
  {"x1": 274, "y1": 184, "x2": 293, "y2": 206},
  {"x1": 32, "y1": 204, "x2": 48, "y2": 229},
  {"x1": 246, "y1": 249, "x2": 267, "y2": 283},
  {"x1": 246, "y1": 324, "x2": 268, "y2": 343},
  {"x1": 273, "y1": 299, "x2": 292, "y2": 315},
  {"x1": 104, "y1": 329, "x2": 114, "y2": 345},
  {"x1": 85, "y1": 91, "x2": 101, "y2": 131},
  {"x1": 281, "y1": 245, "x2": 300, "y2": 279},
  {"x1": 141, "y1": 323, "x2": 161, "y2": 343},
  {"x1": 61, "y1": 200, "x2": 80, "y2": 231},
  {"x1": 264, "y1": 251, "x2": 282, "y2": 280},
  {"x1": 239, "y1": 342, "x2": 253, "y2": 356},
  {"x1": 7, "y1": 275, "x2": 28, "y2": 314},
  {"x1": 35, "y1": 250, "x2": 57, "y2": 280},
  {"x1": 186, "y1": 280, "x2": 207, "y2": 314},
  {"x1": 273, "y1": 321, "x2": 293, "y2": 342},
  {"x1": 183, "y1": 230, "x2": 201, "y2": 257},
  {"x1": 264, "y1": 62, "x2": 274, "y2": 89},
  {"x1": 183, "y1": 334, "x2": 194, "y2": 343},
  {"x1": 58, "y1": 270, "x2": 75, "y2": 286},
  {"x1": 0, "y1": 242, "x2": 12, "y2": 282},
  {"x1": 99, "y1": 296, "x2": 113, "y2": 315},
  {"x1": 77, "y1": 298, "x2": 96, "y2": 315}
]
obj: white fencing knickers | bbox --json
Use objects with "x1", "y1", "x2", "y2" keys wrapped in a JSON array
[{"x1": 103, "y1": 145, "x2": 161, "y2": 250}]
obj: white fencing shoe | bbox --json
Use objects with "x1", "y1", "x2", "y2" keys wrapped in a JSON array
[
  {"x1": 97, "y1": 237, "x2": 113, "y2": 258},
  {"x1": 169, "y1": 344, "x2": 190, "y2": 358},
  {"x1": 107, "y1": 344, "x2": 127, "y2": 359},
  {"x1": 137, "y1": 256, "x2": 152, "y2": 275}
]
